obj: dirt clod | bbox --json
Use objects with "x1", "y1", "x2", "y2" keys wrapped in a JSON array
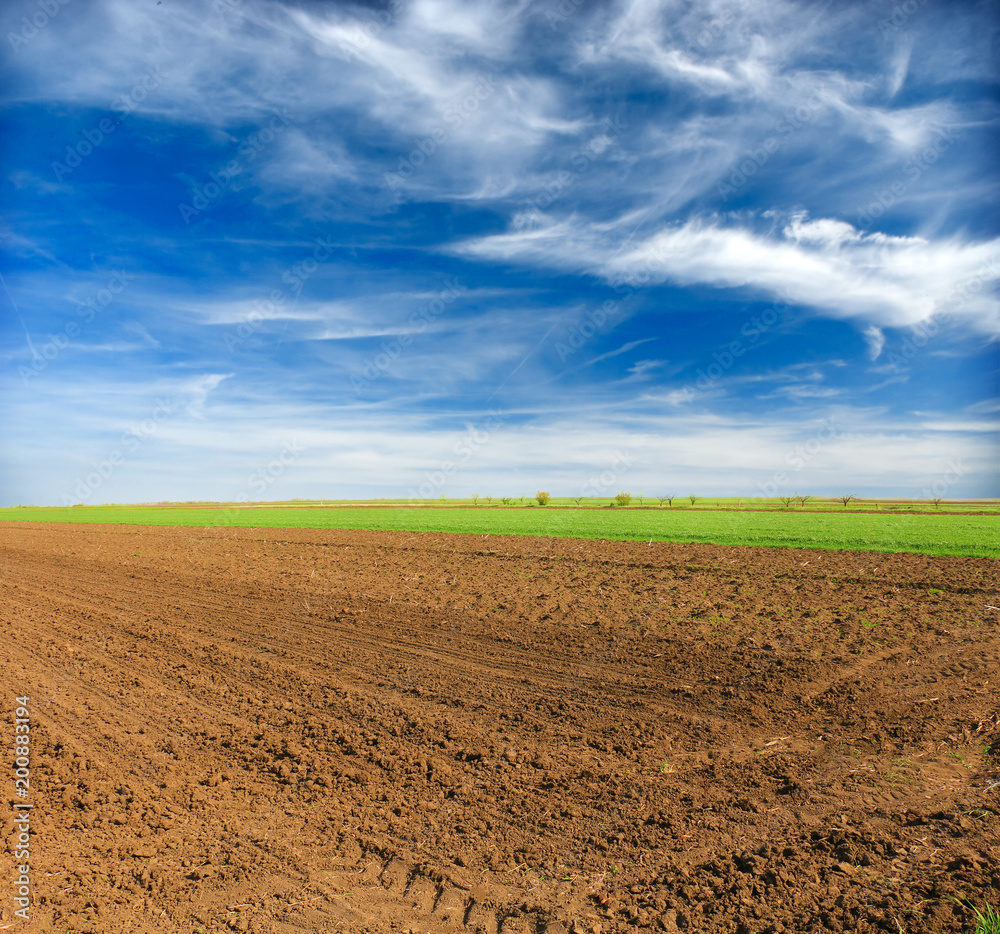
[{"x1": 1, "y1": 521, "x2": 997, "y2": 933}]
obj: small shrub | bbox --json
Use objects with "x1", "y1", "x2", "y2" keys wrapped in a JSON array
[
  {"x1": 536, "y1": 491, "x2": 551, "y2": 506},
  {"x1": 615, "y1": 491, "x2": 632, "y2": 507}
]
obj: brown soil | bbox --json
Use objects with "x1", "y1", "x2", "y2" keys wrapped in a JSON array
[{"x1": 1, "y1": 522, "x2": 997, "y2": 934}]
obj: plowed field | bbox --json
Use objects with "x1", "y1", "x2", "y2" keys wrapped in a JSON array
[{"x1": 1, "y1": 522, "x2": 997, "y2": 934}]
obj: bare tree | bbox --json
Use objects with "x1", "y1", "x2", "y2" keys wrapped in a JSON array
[
  {"x1": 688, "y1": 493, "x2": 698, "y2": 505},
  {"x1": 658, "y1": 494, "x2": 676, "y2": 507},
  {"x1": 779, "y1": 495, "x2": 794, "y2": 508},
  {"x1": 839, "y1": 494, "x2": 855, "y2": 507}
]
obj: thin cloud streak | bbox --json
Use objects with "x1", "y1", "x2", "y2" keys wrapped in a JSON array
[{"x1": 1, "y1": 0, "x2": 997, "y2": 503}]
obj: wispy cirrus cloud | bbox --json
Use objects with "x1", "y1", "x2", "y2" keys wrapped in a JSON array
[
  {"x1": 1, "y1": 0, "x2": 997, "y2": 504},
  {"x1": 457, "y1": 211, "x2": 1000, "y2": 333}
]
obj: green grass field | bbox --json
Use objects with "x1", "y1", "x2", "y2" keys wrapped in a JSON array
[{"x1": 2, "y1": 502, "x2": 997, "y2": 557}]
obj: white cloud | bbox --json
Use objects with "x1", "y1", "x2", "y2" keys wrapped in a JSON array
[
  {"x1": 184, "y1": 373, "x2": 231, "y2": 418},
  {"x1": 863, "y1": 326, "x2": 885, "y2": 361},
  {"x1": 918, "y1": 419, "x2": 1000, "y2": 433},
  {"x1": 581, "y1": 338, "x2": 657, "y2": 369},
  {"x1": 2, "y1": 0, "x2": 996, "y2": 507},
  {"x1": 887, "y1": 37, "x2": 913, "y2": 100},
  {"x1": 457, "y1": 212, "x2": 1000, "y2": 334},
  {"x1": 6, "y1": 385, "x2": 998, "y2": 503},
  {"x1": 783, "y1": 213, "x2": 861, "y2": 246}
]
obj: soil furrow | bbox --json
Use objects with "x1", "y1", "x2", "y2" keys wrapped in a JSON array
[{"x1": 0, "y1": 522, "x2": 996, "y2": 934}]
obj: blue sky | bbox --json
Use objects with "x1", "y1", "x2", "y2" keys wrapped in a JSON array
[{"x1": 1, "y1": 0, "x2": 998, "y2": 506}]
